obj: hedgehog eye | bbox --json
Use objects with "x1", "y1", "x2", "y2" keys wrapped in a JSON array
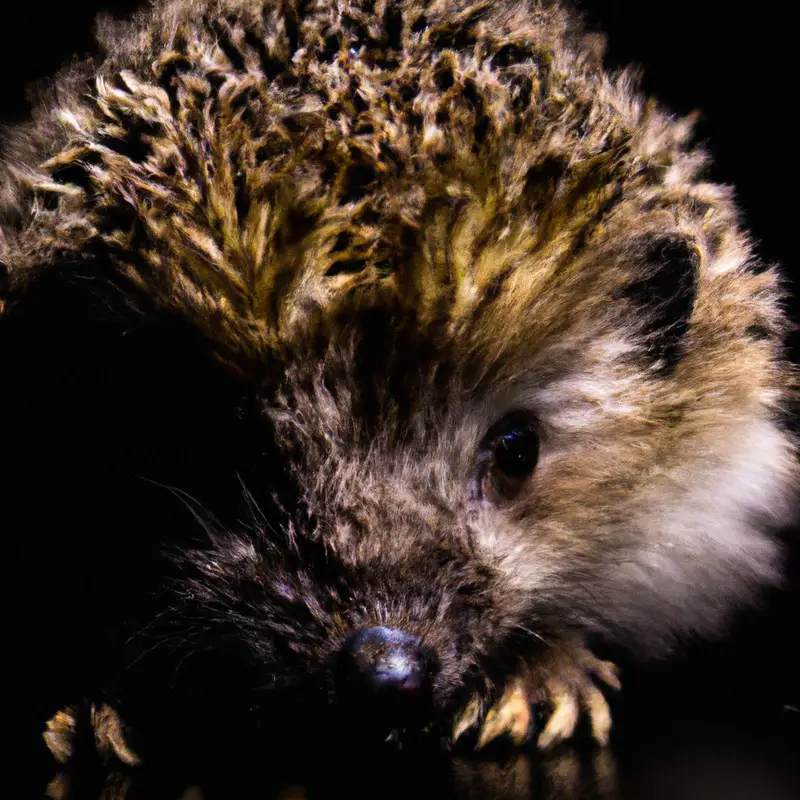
[{"x1": 478, "y1": 412, "x2": 540, "y2": 503}]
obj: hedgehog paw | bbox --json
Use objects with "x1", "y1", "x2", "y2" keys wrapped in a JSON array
[
  {"x1": 44, "y1": 702, "x2": 141, "y2": 767},
  {"x1": 451, "y1": 643, "x2": 620, "y2": 751}
]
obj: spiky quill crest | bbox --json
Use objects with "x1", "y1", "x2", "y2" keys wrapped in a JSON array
[{"x1": 0, "y1": 0, "x2": 796, "y2": 761}]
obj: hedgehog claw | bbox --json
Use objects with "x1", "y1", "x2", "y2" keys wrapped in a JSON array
[
  {"x1": 476, "y1": 680, "x2": 533, "y2": 749},
  {"x1": 451, "y1": 681, "x2": 533, "y2": 750},
  {"x1": 452, "y1": 697, "x2": 483, "y2": 744}
]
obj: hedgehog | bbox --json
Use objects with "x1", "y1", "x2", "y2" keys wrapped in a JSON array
[{"x1": 0, "y1": 0, "x2": 796, "y2": 768}]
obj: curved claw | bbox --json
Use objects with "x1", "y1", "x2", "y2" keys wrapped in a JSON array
[
  {"x1": 451, "y1": 680, "x2": 534, "y2": 750},
  {"x1": 452, "y1": 697, "x2": 482, "y2": 744},
  {"x1": 476, "y1": 681, "x2": 532, "y2": 749},
  {"x1": 537, "y1": 690, "x2": 580, "y2": 750}
]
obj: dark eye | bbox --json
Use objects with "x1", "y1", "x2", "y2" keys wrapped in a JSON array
[{"x1": 478, "y1": 412, "x2": 540, "y2": 503}]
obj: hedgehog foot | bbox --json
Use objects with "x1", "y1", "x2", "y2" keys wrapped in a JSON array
[
  {"x1": 44, "y1": 702, "x2": 141, "y2": 767},
  {"x1": 452, "y1": 642, "x2": 621, "y2": 751}
]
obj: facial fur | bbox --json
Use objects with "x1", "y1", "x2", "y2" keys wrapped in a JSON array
[{"x1": 0, "y1": 0, "x2": 796, "y2": 761}]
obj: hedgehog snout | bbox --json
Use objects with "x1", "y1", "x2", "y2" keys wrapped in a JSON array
[{"x1": 333, "y1": 626, "x2": 439, "y2": 733}]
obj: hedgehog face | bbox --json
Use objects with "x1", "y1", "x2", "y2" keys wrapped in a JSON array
[{"x1": 137, "y1": 254, "x2": 790, "y2": 749}]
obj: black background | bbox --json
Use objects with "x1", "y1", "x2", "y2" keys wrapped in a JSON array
[{"x1": 1, "y1": 1, "x2": 798, "y2": 797}]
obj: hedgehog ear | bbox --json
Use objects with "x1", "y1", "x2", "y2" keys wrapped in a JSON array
[{"x1": 620, "y1": 235, "x2": 699, "y2": 374}]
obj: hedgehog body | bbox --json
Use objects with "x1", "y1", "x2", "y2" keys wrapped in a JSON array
[{"x1": 0, "y1": 0, "x2": 795, "y2": 763}]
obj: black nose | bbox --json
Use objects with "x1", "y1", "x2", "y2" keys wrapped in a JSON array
[{"x1": 336, "y1": 626, "x2": 433, "y2": 697}]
